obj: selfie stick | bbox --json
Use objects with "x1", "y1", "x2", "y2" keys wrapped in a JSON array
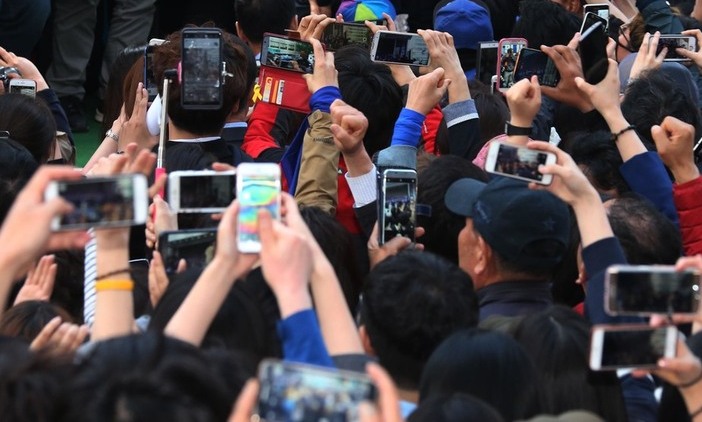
[{"x1": 155, "y1": 69, "x2": 177, "y2": 198}]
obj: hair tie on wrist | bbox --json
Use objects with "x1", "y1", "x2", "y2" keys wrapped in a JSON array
[
  {"x1": 679, "y1": 369, "x2": 702, "y2": 389},
  {"x1": 96, "y1": 268, "x2": 130, "y2": 280}
]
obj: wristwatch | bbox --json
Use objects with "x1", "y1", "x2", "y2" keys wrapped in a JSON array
[
  {"x1": 505, "y1": 122, "x2": 532, "y2": 137},
  {"x1": 105, "y1": 129, "x2": 119, "y2": 143}
]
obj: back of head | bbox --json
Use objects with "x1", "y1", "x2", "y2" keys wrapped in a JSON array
[
  {"x1": 433, "y1": 0, "x2": 494, "y2": 74},
  {"x1": 419, "y1": 328, "x2": 543, "y2": 420},
  {"x1": 235, "y1": 0, "x2": 296, "y2": 45},
  {"x1": 511, "y1": 306, "x2": 627, "y2": 420},
  {"x1": 605, "y1": 193, "x2": 682, "y2": 265},
  {"x1": 361, "y1": 250, "x2": 479, "y2": 390},
  {"x1": 335, "y1": 45, "x2": 403, "y2": 157},
  {"x1": 417, "y1": 155, "x2": 488, "y2": 263},
  {"x1": 0, "y1": 94, "x2": 56, "y2": 163},
  {"x1": 153, "y1": 26, "x2": 254, "y2": 136},
  {"x1": 563, "y1": 131, "x2": 629, "y2": 196},
  {"x1": 0, "y1": 138, "x2": 38, "y2": 225},
  {"x1": 471, "y1": 87, "x2": 509, "y2": 145},
  {"x1": 512, "y1": 0, "x2": 580, "y2": 47},
  {"x1": 0, "y1": 301, "x2": 73, "y2": 344},
  {"x1": 408, "y1": 393, "x2": 504, "y2": 422}
]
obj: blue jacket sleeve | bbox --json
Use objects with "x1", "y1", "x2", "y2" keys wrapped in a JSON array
[
  {"x1": 277, "y1": 309, "x2": 335, "y2": 368},
  {"x1": 620, "y1": 373, "x2": 659, "y2": 422},
  {"x1": 310, "y1": 86, "x2": 342, "y2": 113},
  {"x1": 619, "y1": 151, "x2": 679, "y2": 227},
  {"x1": 391, "y1": 108, "x2": 425, "y2": 148}
]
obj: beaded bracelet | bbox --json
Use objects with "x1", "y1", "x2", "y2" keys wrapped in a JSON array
[
  {"x1": 611, "y1": 124, "x2": 636, "y2": 142},
  {"x1": 96, "y1": 268, "x2": 130, "y2": 281},
  {"x1": 95, "y1": 279, "x2": 134, "y2": 292}
]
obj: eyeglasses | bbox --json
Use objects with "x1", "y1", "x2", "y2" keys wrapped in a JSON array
[{"x1": 618, "y1": 24, "x2": 635, "y2": 53}]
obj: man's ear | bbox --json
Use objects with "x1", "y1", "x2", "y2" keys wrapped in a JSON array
[
  {"x1": 359, "y1": 325, "x2": 376, "y2": 356},
  {"x1": 474, "y1": 235, "x2": 490, "y2": 276},
  {"x1": 235, "y1": 21, "x2": 248, "y2": 43}
]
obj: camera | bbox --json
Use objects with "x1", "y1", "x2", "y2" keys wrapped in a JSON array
[{"x1": 0, "y1": 67, "x2": 21, "y2": 90}]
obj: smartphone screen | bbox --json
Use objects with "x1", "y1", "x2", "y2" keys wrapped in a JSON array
[
  {"x1": 261, "y1": 35, "x2": 315, "y2": 73},
  {"x1": 181, "y1": 28, "x2": 223, "y2": 109},
  {"x1": 379, "y1": 170, "x2": 417, "y2": 244},
  {"x1": 498, "y1": 39, "x2": 527, "y2": 91},
  {"x1": 237, "y1": 164, "x2": 281, "y2": 252},
  {"x1": 607, "y1": 266, "x2": 701, "y2": 315},
  {"x1": 47, "y1": 175, "x2": 147, "y2": 230},
  {"x1": 591, "y1": 326, "x2": 676, "y2": 370},
  {"x1": 656, "y1": 36, "x2": 696, "y2": 61},
  {"x1": 579, "y1": 21, "x2": 609, "y2": 85},
  {"x1": 580, "y1": 11, "x2": 608, "y2": 34},
  {"x1": 169, "y1": 171, "x2": 236, "y2": 213},
  {"x1": 256, "y1": 360, "x2": 376, "y2": 422},
  {"x1": 322, "y1": 22, "x2": 374, "y2": 52},
  {"x1": 514, "y1": 48, "x2": 560, "y2": 87},
  {"x1": 477, "y1": 41, "x2": 498, "y2": 86},
  {"x1": 487, "y1": 142, "x2": 554, "y2": 184},
  {"x1": 158, "y1": 229, "x2": 217, "y2": 274},
  {"x1": 372, "y1": 31, "x2": 430, "y2": 66},
  {"x1": 585, "y1": 4, "x2": 610, "y2": 23},
  {"x1": 144, "y1": 45, "x2": 158, "y2": 102}
]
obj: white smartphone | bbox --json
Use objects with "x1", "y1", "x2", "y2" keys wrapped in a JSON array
[
  {"x1": 378, "y1": 169, "x2": 417, "y2": 245},
  {"x1": 605, "y1": 265, "x2": 701, "y2": 316},
  {"x1": 656, "y1": 35, "x2": 697, "y2": 61},
  {"x1": 236, "y1": 163, "x2": 281, "y2": 253},
  {"x1": 168, "y1": 170, "x2": 237, "y2": 213},
  {"x1": 485, "y1": 141, "x2": 556, "y2": 185},
  {"x1": 44, "y1": 174, "x2": 148, "y2": 231},
  {"x1": 370, "y1": 31, "x2": 430, "y2": 66},
  {"x1": 589, "y1": 325, "x2": 677, "y2": 371},
  {"x1": 8, "y1": 79, "x2": 37, "y2": 98}
]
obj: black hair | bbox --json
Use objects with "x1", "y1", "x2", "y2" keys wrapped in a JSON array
[
  {"x1": 227, "y1": 34, "x2": 258, "y2": 114},
  {"x1": 512, "y1": 0, "x2": 581, "y2": 48},
  {"x1": 153, "y1": 27, "x2": 253, "y2": 136},
  {"x1": 563, "y1": 131, "x2": 630, "y2": 196},
  {"x1": 0, "y1": 301, "x2": 73, "y2": 343},
  {"x1": 0, "y1": 138, "x2": 38, "y2": 225},
  {"x1": 417, "y1": 156, "x2": 488, "y2": 263},
  {"x1": 361, "y1": 250, "x2": 479, "y2": 390},
  {"x1": 235, "y1": 0, "x2": 296, "y2": 44},
  {"x1": 472, "y1": 90, "x2": 510, "y2": 146},
  {"x1": 335, "y1": 45, "x2": 403, "y2": 157},
  {"x1": 511, "y1": 306, "x2": 628, "y2": 420},
  {"x1": 0, "y1": 94, "x2": 56, "y2": 163},
  {"x1": 606, "y1": 193, "x2": 682, "y2": 265},
  {"x1": 622, "y1": 70, "x2": 702, "y2": 149},
  {"x1": 419, "y1": 328, "x2": 543, "y2": 421},
  {"x1": 409, "y1": 393, "x2": 504, "y2": 422}
]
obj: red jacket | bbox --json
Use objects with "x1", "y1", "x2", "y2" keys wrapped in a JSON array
[{"x1": 673, "y1": 176, "x2": 702, "y2": 256}]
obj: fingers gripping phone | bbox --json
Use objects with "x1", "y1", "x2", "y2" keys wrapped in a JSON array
[
  {"x1": 8, "y1": 79, "x2": 37, "y2": 98},
  {"x1": 579, "y1": 21, "x2": 609, "y2": 85},
  {"x1": 158, "y1": 229, "x2": 217, "y2": 274},
  {"x1": 496, "y1": 38, "x2": 528, "y2": 92},
  {"x1": 322, "y1": 22, "x2": 374, "y2": 52},
  {"x1": 370, "y1": 31, "x2": 430, "y2": 66},
  {"x1": 514, "y1": 48, "x2": 561, "y2": 87},
  {"x1": 256, "y1": 360, "x2": 377, "y2": 422},
  {"x1": 44, "y1": 174, "x2": 148, "y2": 231},
  {"x1": 260, "y1": 34, "x2": 315, "y2": 74},
  {"x1": 168, "y1": 170, "x2": 237, "y2": 213},
  {"x1": 377, "y1": 169, "x2": 417, "y2": 245},
  {"x1": 236, "y1": 163, "x2": 281, "y2": 253},
  {"x1": 589, "y1": 325, "x2": 677, "y2": 370},
  {"x1": 584, "y1": 4, "x2": 610, "y2": 28},
  {"x1": 181, "y1": 28, "x2": 223, "y2": 110},
  {"x1": 485, "y1": 142, "x2": 557, "y2": 185},
  {"x1": 605, "y1": 265, "x2": 702, "y2": 316},
  {"x1": 656, "y1": 35, "x2": 697, "y2": 61}
]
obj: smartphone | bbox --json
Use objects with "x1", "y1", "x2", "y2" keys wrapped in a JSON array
[
  {"x1": 377, "y1": 169, "x2": 417, "y2": 245},
  {"x1": 581, "y1": 10, "x2": 608, "y2": 34},
  {"x1": 168, "y1": 170, "x2": 236, "y2": 213},
  {"x1": 8, "y1": 79, "x2": 37, "y2": 98},
  {"x1": 144, "y1": 45, "x2": 158, "y2": 103},
  {"x1": 352, "y1": 19, "x2": 386, "y2": 26},
  {"x1": 579, "y1": 21, "x2": 609, "y2": 85},
  {"x1": 44, "y1": 174, "x2": 148, "y2": 231},
  {"x1": 497, "y1": 38, "x2": 528, "y2": 92},
  {"x1": 236, "y1": 163, "x2": 281, "y2": 253},
  {"x1": 322, "y1": 22, "x2": 374, "y2": 52},
  {"x1": 260, "y1": 34, "x2": 315, "y2": 73},
  {"x1": 656, "y1": 35, "x2": 697, "y2": 61},
  {"x1": 158, "y1": 229, "x2": 217, "y2": 274},
  {"x1": 589, "y1": 325, "x2": 677, "y2": 370},
  {"x1": 370, "y1": 31, "x2": 430, "y2": 66},
  {"x1": 514, "y1": 48, "x2": 561, "y2": 87},
  {"x1": 255, "y1": 359, "x2": 377, "y2": 422},
  {"x1": 605, "y1": 265, "x2": 701, "y2": 316},
  {"x1": 476, "y1": 41, "x2": 499, "y2": 86},
  {"x1": 181, "y1": 28, "x2": 223, "y2": 109},
  {"x1": 485, "y1": 141, "x2": 556, "y2": 185}
]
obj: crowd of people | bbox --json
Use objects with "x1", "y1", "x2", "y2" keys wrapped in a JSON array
[{"x1": 1, "y1": 0, "x2": 702, "y2": 420}]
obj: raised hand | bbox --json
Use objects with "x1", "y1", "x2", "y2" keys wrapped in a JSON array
[
  {"x1": 505, "y1": 75, "x2": 542, "y2": 128},
  {"x1": 29, "y1": 316, "x2": 89, "y2": 357},
  {"x1": 302, "y1": 38, "x2": 338, "y2": 94},
  {"x1": 405, "y1": 67, "x2": 451, "y2": 116},
  {"x1": 651, "y1": 116, "x2": 700, "y2": 184},
  {"x1": 14, "y1": 255, "x2": 57, "y2": 305},
  {"x1": 119, "y1": 83, "x2": 158, "y2": 151}
]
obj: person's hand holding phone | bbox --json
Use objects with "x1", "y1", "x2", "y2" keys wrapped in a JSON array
[
  {"x1": 367, "y1": 222, "x2": 424, "y2": 270},
  {"x1": 119, "y1": 83, "x2": 158, "y2": 152},
  {"x1": 629, "y1": 32, "x2": 667, "y2": 81},
  {"x1": 575, "y1": 58, "x2": 621, "y2": 118},
  {"x1": 505, "y1": 75, "x2": 541, "y2": 131},
  {"x1": 302, "y1": 38, "x2": 338, "y2": 94},
  {"x1": 540, "y1": 37, "x2": 595, "y2": 112},
  {"x1": 677, "y1": 29, "x2": 702, "y2": 69},
  {"x1": 297, "y1": 13, "x2": 336, "y2": 42},
  {"x1": 405, "y1": 67, "x2": 451, "y2": 116},
  {"x1": 0, "y1": 46, "x2": 49, "y2": 91},
  {"x1": 365, "y1": 13, "x2": 416, "y2": 86},
  {"x1": 418, "y1": 29, "x2": 470, "y2": 103},
  {"x1": 652, "y1": 116, "x2": 700, "y2": 184}
]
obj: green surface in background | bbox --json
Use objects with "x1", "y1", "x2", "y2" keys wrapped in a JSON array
[{"x1": 72, "y1": 95, "x2": 103, "y2": 167}]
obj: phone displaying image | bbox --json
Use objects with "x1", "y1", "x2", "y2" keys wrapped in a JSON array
[
  {"x1": 144, "y1": 45, "x2": 158, "y2": 103},
  {"x1": 589, "y1": 325, "x2": 677, "y2": 371},
  {"x1": 260, "y1": 34, "x2": 315, "y2": 74},
  {"x1": 497, "y1": 38, "x2": 527, "y2": 92},
  {"x1": 322, "y1": 22, "x2": 374, "y2": 52},
  {"x1": 656, "y1": 35, "x2": 697, "y2": 61},
  {"x1": 476, "y1": 41, "x2": 498, "y2": 86},
  {"x1": 168, "y1": 170, "x2": 236, "y2": 213},
  {"x1": 378, "y1": 169, "x2": 417, "y2": 245},
  {"x1": 8, "y1": 79, "x2": 37, "y2": 98},
  {"x1": 236, "y1": 163, "x2": 281, "y2": 253},
  {"x1": 370, "y1": 31, "x2": 430, "y2": 66},
  {"x1": 606, "y1": 265, "x2": 701, "y2": 316},
  {"x1": 44, "y1": 174, "x2": 148, "y2": 231},
  {"x1": 514, "y1": 48, "x2": 560, "y2": 87},
  {"x1": 581, "y1": 9, "x2": 609, "y2": 34},
  {"x1": 181, "y1": 28, "x2": 223, "y2": 109},
  {"x1": 256, "y1": 360, "x2": 377, "y2": 422},
  {"x1": 485, "y1": 141, "x2": 556, "y2": 185},
  {"x1": 158, "y1": 229, "x2": 217, "y2": 274},
  {"x1": 579, "y1": 21, "x2": 609, "y2": 85}
]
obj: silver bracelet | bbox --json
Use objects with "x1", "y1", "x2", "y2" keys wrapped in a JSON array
[{"x1": 105, "y1": 129, "x2": 119, "y2": 143}]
